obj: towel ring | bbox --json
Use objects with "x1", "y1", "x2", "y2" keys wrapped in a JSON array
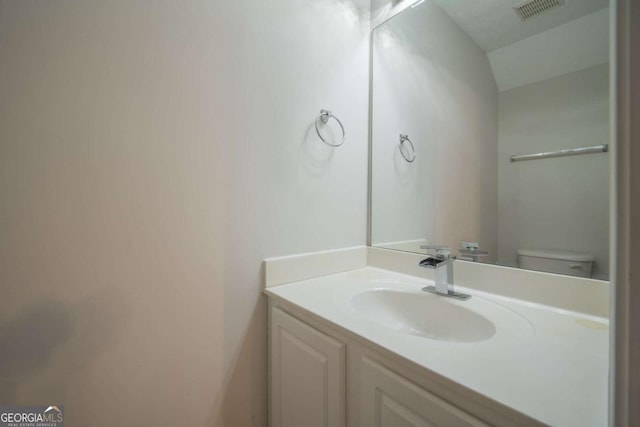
[
  {"x1": 315, "y1": 109, "x2": 345, "y2": 147},
  {"x1": 399, "y1": 134, "x2": 416, "y2": 162}
]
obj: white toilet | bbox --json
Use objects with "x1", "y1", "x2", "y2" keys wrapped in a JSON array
[{"x1": 517, "y1": 249, "x2": 595, "y2": 278}]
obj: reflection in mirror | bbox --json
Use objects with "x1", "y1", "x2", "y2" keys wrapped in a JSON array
[{"x1": 370, "y1": 0, "x2": 610, "y2": 280}]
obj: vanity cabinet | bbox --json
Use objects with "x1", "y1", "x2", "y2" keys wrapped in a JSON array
[
  {"x1": 270, "y1": 307, "x2": 346, "y2": 427},
  {"x1": 268, "y1": 301, "x2": 504, "y2": 427},
  {"x1": 357, "y1": 355, "x2": 488, "y2": 427}
]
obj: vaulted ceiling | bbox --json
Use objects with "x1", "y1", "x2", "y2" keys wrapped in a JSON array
[{"x1": 432, "y1": 0, "x2": 609, "y2": 52}]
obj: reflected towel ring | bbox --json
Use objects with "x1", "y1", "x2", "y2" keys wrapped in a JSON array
[
  {"x1": 315, "y1": 109, "x2": 345, "y2": 147},
  {"x1": 399, "y1": 134, "x2": 416, "y2": 162}
]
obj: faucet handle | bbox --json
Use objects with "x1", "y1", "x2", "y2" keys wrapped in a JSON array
[
  {"x1": 420, "y1": 245, "x2": 449, "y2": 250},
  {"x1": 458, "y1": 248, "x2": 488, "y2": 262},
  {"x1": 458, "y1": 248, "x2": 489, "y2": 256},
  {"x1": 420, "y1": 245, "x2": 451, "y2": 258}
]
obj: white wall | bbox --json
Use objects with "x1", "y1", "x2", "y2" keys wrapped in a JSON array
[
  {"x1": 0, "y1": 1, "x2": 369, "y2": 425},
  {"x1": 371, "y1": 1, "x2": 498, "y2": 260},
  {"x1": 497, "y1": 64, "x2": 610, "y2": 279},
  {"x1": 370, "y1": 0, "x2": 413, "y2": 28}
]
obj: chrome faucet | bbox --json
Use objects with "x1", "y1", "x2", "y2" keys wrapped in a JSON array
[{"x1": 419, "y1": 245, "x2": 470, "y2": 300}]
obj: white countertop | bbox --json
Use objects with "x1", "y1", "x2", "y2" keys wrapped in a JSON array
[{"x1": 265, "y1": 267, "x2": 609, "y2": 427}]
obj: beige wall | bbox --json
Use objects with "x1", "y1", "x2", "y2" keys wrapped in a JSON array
[{"x1": 0, "y1": 0, "x2": 369, "y2": 425}]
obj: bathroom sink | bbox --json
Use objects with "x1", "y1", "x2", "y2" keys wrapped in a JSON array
[{"x1": 351, "y1": 289, "x2": 496, "y2": 342}]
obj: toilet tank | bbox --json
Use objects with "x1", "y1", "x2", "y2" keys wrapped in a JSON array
[{"x1": 517, "y1": 249, "x2": 594, "y2": 278}]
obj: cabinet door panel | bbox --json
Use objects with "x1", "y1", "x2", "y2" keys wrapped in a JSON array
[
  {"x1": 360, "y1": 356, "x2": 488, "y2": 427},
  {"x1": 378, "y1": 392, "x2": 437, "y2": 427},
  {"x1": 271, "y1": 307, "x2": 345, "y2": 427}
]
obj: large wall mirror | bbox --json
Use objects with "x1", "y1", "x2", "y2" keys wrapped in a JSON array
[{"x1": 370, "y1": 0, "x2": 610, "y2": 280}]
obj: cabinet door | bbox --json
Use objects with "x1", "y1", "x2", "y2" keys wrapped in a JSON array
[
  {"x1": 270, "y1": 307, "x2": 346, "y2": 427},
  {"x1": 359, "y1": 356, "x2": 489, "y2": 427}
]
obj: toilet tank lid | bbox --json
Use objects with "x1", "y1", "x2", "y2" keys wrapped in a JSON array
[{"x1": 517, "y1": 249, "x2": 595, "y2": 262}]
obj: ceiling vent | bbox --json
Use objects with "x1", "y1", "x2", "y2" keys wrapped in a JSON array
[{"x1": 513, "y1": 0, "x2": 565, "y2": 21}]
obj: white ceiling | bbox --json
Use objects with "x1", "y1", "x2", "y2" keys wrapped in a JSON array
[
  {"x1": 432, "y1": 0, "x2": 609, "y2": 52},
  {"x1": 488, "y1": 8, "x2": 610, "y2": 91}
]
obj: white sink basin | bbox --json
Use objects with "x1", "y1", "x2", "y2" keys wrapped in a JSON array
[{"x1": 351, "y1": 289, "x2": 497, "y2": 342}]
